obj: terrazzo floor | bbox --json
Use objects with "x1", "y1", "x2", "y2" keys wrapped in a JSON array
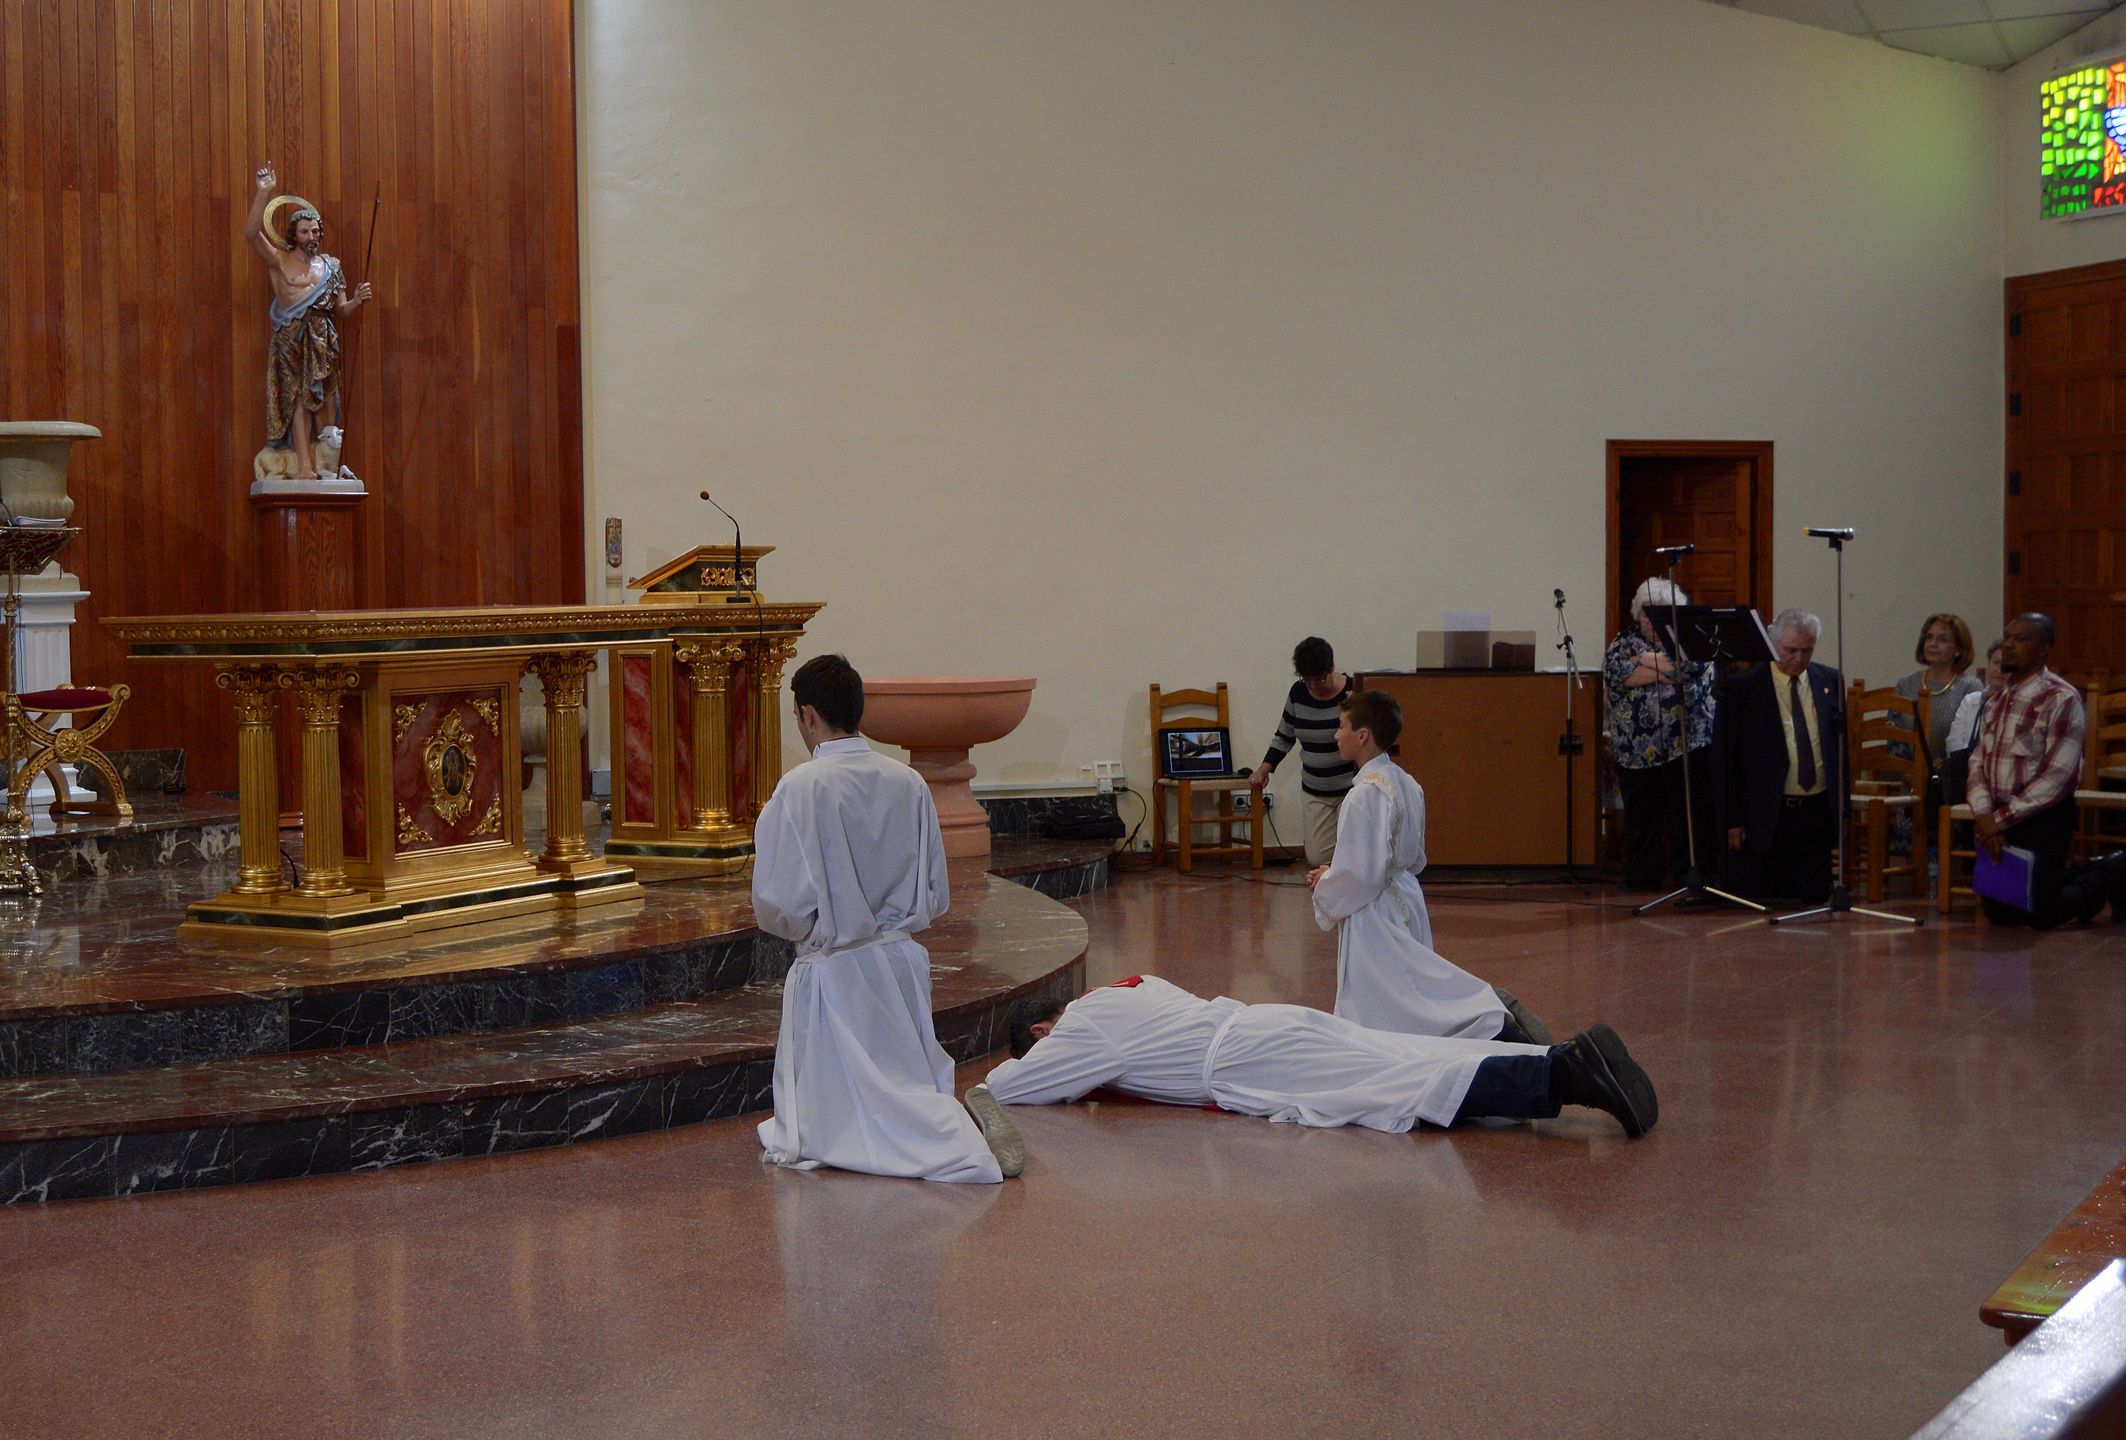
[{"x1": 3, "y1": 864, "x2": 2121, "y2": 1438}]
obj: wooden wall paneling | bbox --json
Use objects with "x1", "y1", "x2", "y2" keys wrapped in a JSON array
[
  {"x1": 1, "y1": 0, "x2": 584, "y2": 791},
  {"x1": 2006, "y1": 259, "x2": 2126, "y2": 675}
]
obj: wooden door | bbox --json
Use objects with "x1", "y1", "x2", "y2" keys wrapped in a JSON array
[
  {"x1": 2006, "y1": 259, "x2": 2126, "y2": 675},
  {"x1": 1606, "y1": 442, "x2": 1775, "y2": 645}
]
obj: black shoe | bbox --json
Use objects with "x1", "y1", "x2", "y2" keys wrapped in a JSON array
[
  {"x1": 1554, "y1": 1025, "x2": 1658, "y2": 1138},
  {"x1": 2095, "y1": 852, "x2": 2126, "y2": 925},
  {"x1": 1491, "y1": 986, "x2": 1555, "y2": 1048}
]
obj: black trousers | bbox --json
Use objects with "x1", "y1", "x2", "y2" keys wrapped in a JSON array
[
  {"x1": 1733, "y1": 792, "x2": 1835, "y2": 904},
  {"x1": 1980, "y1": 799, "x2": 2108, "y2": 929},
  {"x1": 1450, "y1": 1053, "x2": 1559, "y2": 1125},
  {"x1": 1618, "y1": 749, "x2": 1714, "y2": 890}
]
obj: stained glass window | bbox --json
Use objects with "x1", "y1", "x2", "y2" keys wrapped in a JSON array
[{"x1": 2041, "y1": 59, "x2": 2126, "y2": 219}]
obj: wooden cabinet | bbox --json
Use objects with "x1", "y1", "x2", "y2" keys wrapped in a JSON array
[{"x1": 1357, "y1": 671, "x2": 1599, "y2": 867}]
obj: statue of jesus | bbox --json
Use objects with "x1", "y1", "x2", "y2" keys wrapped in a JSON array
[{"x1": 242, "y1": 163, "x2": 372, "y2": 481}]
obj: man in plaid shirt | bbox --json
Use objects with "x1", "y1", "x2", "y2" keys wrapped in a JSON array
[{"x1": 1967, "y1": 613, "x2": 2126, "y2": 927}]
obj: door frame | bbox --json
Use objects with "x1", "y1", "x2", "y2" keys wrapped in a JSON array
[{"x1": 1604, "y1": 439, "x2": 1777, "y2": 644}]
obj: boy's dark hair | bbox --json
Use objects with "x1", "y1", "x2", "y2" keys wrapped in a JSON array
[
  {"x1": 1008, "y1": 995, "x2": 1067, "y2": 1059},
  {"x1": 791, "y1": 653, "x2": 865, "y2": 734},
  {"x1": 1340, "y1": 689, "x2": 1403, "y2": 750},
  {"x1": 1292, "y1": 636, "x2": 1334, "y2": 679}
]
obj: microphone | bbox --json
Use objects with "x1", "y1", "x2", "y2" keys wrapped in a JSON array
[
  {"x1": 699, "y1": 490, "x2": 747, "y2": 603},
  {"x1": 1803, "y1": 527, "x2": 1856, "y2": 540},
  {"x1": 1553, "y1": 588, "x2": 1566, "y2": 606},
  {"x1": 1652, "y1": 544, "x2": 1696, "y2": 557}
]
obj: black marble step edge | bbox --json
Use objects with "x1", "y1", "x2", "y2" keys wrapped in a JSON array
[
  {"x1": 0, "y1": 964, "x2": 1085, "y2": 1203},
  {"x1": 0, "y1": 852, "x2": 1106, "y2": 1080}
]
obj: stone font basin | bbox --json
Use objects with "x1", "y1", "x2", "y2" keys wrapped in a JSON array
[{"x1": 861, "y1": 676, "x2": 1036, "y2": 858}]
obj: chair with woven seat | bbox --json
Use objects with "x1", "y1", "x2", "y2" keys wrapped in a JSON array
[
  {"x1": 1844, "y1": 682, "x2": 1926, "y2": 903},
  {"x1": 6, "y1": 683, "x2": 133, "y2": 821},
  {"x1": 1150, "y1": 682, "x2": 1263, "y2": 874},
  {"x1": 2074, "y1": 680, "x2": 2126, "y2": 864}
]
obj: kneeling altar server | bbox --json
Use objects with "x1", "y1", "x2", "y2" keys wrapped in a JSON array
[
  {"x1": 987, "y1": 975, "x2": 1657, "y2": 1138},
  {"x1": 1309, "y1": 690, "x2": 1543, "y2": 1044},
  {"x1": 754, "y1": 654, "x2": 1024, "y2": 1182}
]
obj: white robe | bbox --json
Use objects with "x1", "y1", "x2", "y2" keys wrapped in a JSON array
[
  {"x1": 984, "y1": 975, "x2": 1547, "y2": 1131},
  {"x1": 1310, "y1": 754, "x2": 1506, "y2": 1041},
  {"x1": 752, "y1": 735, "x2": 1001, "y2": 1184}
]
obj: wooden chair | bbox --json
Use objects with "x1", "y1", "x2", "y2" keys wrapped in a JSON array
[
  {"x1": 1845, "y1": 682, "x2": 1926, "y2": 903},
  {"x1": 1150, "y1": 682, "x2": 1263, "y2": 874},
  {"x1": 2074, "y1": 679, "x2": 2126, "y2": 863},
  {"x1": 1937, "y1": 801, "x2": 1977, "y2": 915}
]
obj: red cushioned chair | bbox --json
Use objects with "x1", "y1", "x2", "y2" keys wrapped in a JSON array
[{"x1": 6, "y1": 682, "x2": 132, "y2": 821}]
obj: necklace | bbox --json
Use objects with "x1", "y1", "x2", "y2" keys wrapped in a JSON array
[{"x1": 1919, "y1": 672, "x2": 1959, "y2": 696}]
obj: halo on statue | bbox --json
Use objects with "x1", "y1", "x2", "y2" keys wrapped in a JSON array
[{"x1": 262, "y1": 194, "x2": 321, "y2": 251}]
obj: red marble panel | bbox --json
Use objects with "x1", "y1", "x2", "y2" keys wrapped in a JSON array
[
  {"x1": 622, "y1": 656, "x2": 656, "y2": 827},
  {"x1": 391, "y1": 691, "x2": 507, "y2": 855},
  {"x1": 732, "y1": 661, "x2": 755, "y2": 817},
  {"x1": 672, "y1": 677, "x2": 694, "y2": 824},
  {"x1": 340, "y1": 705, "x2": 368, "y2": 861}
]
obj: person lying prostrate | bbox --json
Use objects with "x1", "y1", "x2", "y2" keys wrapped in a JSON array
[
  {"x1": 1307, "y1": 689, "x2": 1531, "y2": 1043},
  {"x1": 986, "y1": 975, "x2": 1657, "y2": 1139}
]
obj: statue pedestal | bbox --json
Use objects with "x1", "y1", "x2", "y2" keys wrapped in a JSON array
[
  {"x1": 253, "y1": 491, "x2": 364, "y2": 817},
  {"x1": 10, "y1": 583, "x2": 95, "y2": 811}
]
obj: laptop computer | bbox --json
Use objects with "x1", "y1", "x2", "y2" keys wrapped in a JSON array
[{"x1": 1158, "y1": 726, "x2": 1237, "y2": 780}]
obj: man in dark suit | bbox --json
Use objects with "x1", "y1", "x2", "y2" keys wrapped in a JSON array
[{"x1": 1722, "y1": 609, "x2": 1843, "y2": 903}]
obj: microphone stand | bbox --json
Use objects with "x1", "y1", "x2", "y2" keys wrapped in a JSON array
[
  {"x1": 1636, "y1": 549, "x2": 1763, "y2": 916},
  {"x1": 1769, "y1": 531, "x2": 1920, "y2": 927},
  {"x1": 698, "y1": 491, "x2": 749, "y2": 603},
  {"x1": 1554, "y1": 590, "x2": 1587, "y2": 888}
]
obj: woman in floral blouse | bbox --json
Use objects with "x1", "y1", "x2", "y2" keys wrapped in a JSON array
[{"x1": 1604, "y1": 577, "x2": 1718, "y2": 890}]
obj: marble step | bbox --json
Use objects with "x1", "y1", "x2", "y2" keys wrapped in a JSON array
[
  {"x1": 0, "y1": 874, "x2": 1090, "y2": 1202},
  {"x1": 1, "y1": 838, "x2": 1110, "y2": 1079}
]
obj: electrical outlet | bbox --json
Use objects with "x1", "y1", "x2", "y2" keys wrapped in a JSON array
[{"x1": 1232, "y1": 792, "x2": 1251, "y2": 814}]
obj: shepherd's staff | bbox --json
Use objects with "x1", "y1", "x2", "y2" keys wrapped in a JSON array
[{"x1": 338, "y1": 180, "x2": 382, "y2": 439}]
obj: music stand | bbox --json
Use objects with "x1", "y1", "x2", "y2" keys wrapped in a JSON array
[{"x1": 1634, "y1": 598, "x2": 1770, "y2": 916}]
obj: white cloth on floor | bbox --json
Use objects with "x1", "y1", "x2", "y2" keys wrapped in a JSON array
[
  {"x1": 753, "y1": 735, "x2": 1001, "y2": 1184},
  {"x1": 984, "y1": 975, "x2": 1546, "y2": 1132},
  {"x1": 1309, "y1": 754, "x2": 1505, "y2": 1041}
]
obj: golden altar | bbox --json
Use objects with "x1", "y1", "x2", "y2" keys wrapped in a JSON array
[{"x1": 104, "y1": 588, "x2": 821, "y2": 947}]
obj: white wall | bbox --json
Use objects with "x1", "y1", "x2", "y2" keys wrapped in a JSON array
[
  {"x1": 578, "y1": 0, "x2": 2005, "y2": 798},
  {"x1": 2002, "y1": 10, "x2": 2126, "y2": 278}
]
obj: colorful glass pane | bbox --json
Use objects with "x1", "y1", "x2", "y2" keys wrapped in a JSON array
[{"x1": 2040, "y1": 61, "x2": 2126, "y2": 219}]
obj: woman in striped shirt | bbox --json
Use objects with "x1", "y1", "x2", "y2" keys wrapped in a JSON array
[{"x1": 1247, "y1": 636, "x2": 1356, "y2": 865}]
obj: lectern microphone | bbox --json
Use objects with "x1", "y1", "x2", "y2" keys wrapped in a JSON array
[
  {"x1": 1803, "y1": 527, "x2": 1856, "y2": 540},
  {"x1": 1553, "y1": 587, "x2": 1566, "y2": 607},
  {"x1": 1652, "y1": 544, "x2": 1696, "y2": 557},
  {"x1": 698, "y1": 491, "x2": 748, "y2": 603}
]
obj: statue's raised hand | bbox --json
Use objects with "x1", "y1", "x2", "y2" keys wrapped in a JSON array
[
  {"x1": 254, "y1": 163, "x2": 277, "y2": 193},
  {"x1": 351, "y1": 281, "x2": 374, "y2": 305}
]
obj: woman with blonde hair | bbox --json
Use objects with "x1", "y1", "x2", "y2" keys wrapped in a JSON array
[{"x1": 1894, "y1": 613, "x2": 1983, "y2": 769}]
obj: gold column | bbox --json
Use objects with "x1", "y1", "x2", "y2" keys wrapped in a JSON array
[
  {"x1": 528, "y1": 651, "x2": 597, "y2": 870},
  {"x1": 217, "y1": 665, "x2": 287, "y2": 896},
  {"x1": 748, "y1": 637, "x2": 799, "y2": 816},
  {"x1": 284, "y1": 666, "x2": 360, "y2": 898},
  {"x1": 674, "y1": 639, "x2": 747, "y2": 836}
]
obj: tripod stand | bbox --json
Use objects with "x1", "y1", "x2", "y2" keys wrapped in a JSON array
[
  {"x1": 1635, "y1": 552, "x2": 1763, "y2": 916},
  {"x1": 1554, "y1": 589, "x2": 1588, "y2": 888},
  {"x1": 1768, "y1": 531, "x2": 1920, "y2": 928}
]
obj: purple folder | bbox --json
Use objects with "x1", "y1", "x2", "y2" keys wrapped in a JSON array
[{"x1": 1973, "y1": 845, "x2": 2037, "y2": 912}]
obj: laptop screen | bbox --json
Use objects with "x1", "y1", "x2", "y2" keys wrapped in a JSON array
[{"x1": 1160, "y1": 726, "x2": 1233, "y2": 779}]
